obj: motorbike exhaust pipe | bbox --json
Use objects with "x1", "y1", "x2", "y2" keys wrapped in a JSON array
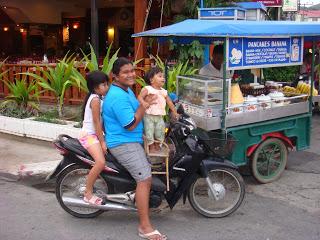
[{"x1": 62, "y1": 197, "x2": 137, "y2": 211}]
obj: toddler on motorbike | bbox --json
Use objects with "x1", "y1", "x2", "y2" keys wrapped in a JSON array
[
  {"x1": 138, "y1": 67, "x2": 179, "y2": 153},
  {"x1": 79, "y1": 71, "x2": 109, "y2": 205}
]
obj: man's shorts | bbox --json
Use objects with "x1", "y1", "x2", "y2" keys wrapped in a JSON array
[{"x1": 109, "y1": 143, "x2": 151, "y2": 182}]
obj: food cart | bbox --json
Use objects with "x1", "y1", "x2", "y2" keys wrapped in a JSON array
[{"x1": 133, "y1": 20, "x2": 320, "y2": 183}]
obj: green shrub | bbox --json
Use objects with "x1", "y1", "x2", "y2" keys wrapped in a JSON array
[
  {"x1": 1, "y1": 77, "x2": 39, "y2": 112},
  {"x1": 33, "y1": 109, "x2": 67, "y2": 125},
  {"x1": 136, "y1": 55, "x2": 198, "y2": 94},
  {"x1": 33, "y1": 116, "x2": 67, "y2": 125},
  {"x1": 0, "y1": 102, "x2": 36, "y2": 119},
  {"x1": 22, "y1": 53, "x2": 77, "y2": 118},
  {"x1": 263, "y1": 66, "x2": 299, "y2": 82}
]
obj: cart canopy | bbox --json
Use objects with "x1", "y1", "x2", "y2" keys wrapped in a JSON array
[{"x1": 132, "y1": 20, "x2": 320, "y2": 43}]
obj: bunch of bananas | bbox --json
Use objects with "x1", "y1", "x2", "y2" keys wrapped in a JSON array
[
  {"x1": 296, "y1": 82, "x2": 318, "y2": 96},
  {"x1": 282, "y1": 83, "x2": 318, "y2": 96},
  {"x1": 283, "y1": 86, "x2": 297, "y2": 93}
]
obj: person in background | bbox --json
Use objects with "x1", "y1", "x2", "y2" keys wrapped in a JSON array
[
  {"x1": 300, "y1": 52, "x2": 312, "y2": 76},
  {"x1": 103, "y1": 58, "x2": 167, "y2": 240},
  {"x1": 300, "y1": 52, "x2": 319, "y2": 89},
  {"x1": 79, "y1": 71, "x2": 109, "y2": 205},
  {"x1": 199, "y1": 44, "x2": 234, "y2": 79}
]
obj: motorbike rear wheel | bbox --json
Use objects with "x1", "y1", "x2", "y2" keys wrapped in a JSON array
[
  {"x1": 188, "y1": 167, "x2": 245, "y2": 218},
  {"x1": 56, "y1": 164, "x2": 111, "y2": 218}
]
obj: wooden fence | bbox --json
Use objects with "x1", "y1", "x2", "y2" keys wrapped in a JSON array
[{"x1": 0, "y1": 60, "x2": 150, "y2": 105}]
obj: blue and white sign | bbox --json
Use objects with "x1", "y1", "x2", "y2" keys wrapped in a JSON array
[
  {"x1": 227, "y1": 37, "x2": 303, "y2": 70},
  {"x1": 198, "y1": 8, "x2": 246, "y2": 20}
]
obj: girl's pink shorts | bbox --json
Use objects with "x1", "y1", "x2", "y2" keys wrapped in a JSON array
[{"x1": 79, "y1": 134, "x2": 99, "y2": 149}]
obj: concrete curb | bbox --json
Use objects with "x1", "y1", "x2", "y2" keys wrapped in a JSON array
[{"x1": 0, "y1": 160, "x2": 60, "y2": 182}]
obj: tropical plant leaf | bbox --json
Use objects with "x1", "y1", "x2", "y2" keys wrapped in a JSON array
[
  {"x1": 0, "y1": 57, "x2": 9, "y2": 79},
  {"x1": 103, "y1": 48, "x2": 120, "y2": 75},
  {"x1": 102, "y1": 42, "x2": 113, "y2": 72},
  {"x1": 150, "y1": 55, "x2": 165, "y2": 71},
  {"x1": 135, "y1": 76, "x2": 146, "y2": 87},
  {"x1": 71, "y1": 68, "x2": 88, "y2": 92},
  {"x1": 133, "y1": 58, "x2": 144, "y2": 67},
  {"x1": 89, "y1": 44, "x2": 99, "y2": 71},
  {"x1": 1, "y1": 76, "x2": 39, "y2": 110},
  {"x1": 21, "y1": 52, "x2": 78, "y2": 117}
]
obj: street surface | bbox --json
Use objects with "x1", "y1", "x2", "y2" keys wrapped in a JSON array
[{"x1": 0, "y1": 116, "x2": 320, "y2": 240}]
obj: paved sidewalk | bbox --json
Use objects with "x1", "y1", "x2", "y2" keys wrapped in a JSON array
[{"x1": 0, "y1": 133, "x2": 60, "y2": 181}]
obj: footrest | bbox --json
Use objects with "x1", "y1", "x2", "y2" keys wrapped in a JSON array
[{"x1": 147, "y1": 148, "x2": 170, "y2": 157}]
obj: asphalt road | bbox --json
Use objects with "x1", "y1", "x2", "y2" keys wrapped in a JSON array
[{"x1": 0, "y1": 174, "x2": 319, "y2": 240}]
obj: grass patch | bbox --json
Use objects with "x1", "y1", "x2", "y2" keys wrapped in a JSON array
[
  {"x1": 33, "y1": 109, "x2": 67, "y2": 125},
  {"x1": 33, "y1": 116, "x2": 67, "y2": 125},
  {"x1": 0, "y1": 103, "x2": 37, "y2": 119}
]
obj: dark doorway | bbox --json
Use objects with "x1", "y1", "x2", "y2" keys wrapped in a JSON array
[
  {"x1": 118, "y1": 28, "x2": 133, "y2": 57},
  {"x1": 30, "y1": 35, "x2": 44, "y2": 56}
]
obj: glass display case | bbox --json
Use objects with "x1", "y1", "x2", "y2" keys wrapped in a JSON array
[{"x1": 177, "y1": 75, "x2": 231, "y2": 118}]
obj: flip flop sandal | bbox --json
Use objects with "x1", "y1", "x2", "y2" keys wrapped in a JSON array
[
  {"x1": 83, "y1": 195, "x2": 103, "y2": 205},
  {"x1": 138, "y1": 229, "x2": 167, "y2": 240}
]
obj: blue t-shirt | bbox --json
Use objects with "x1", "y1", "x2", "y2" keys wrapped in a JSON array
[{"x1": 102, "y1": 84, "x2": 143, "y2": 148}]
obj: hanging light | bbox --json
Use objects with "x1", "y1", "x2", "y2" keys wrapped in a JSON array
[
  {"x1": 3, "y1": 27, "x2": 9, "y2": 31},
  {"x1": 20, "y1": 28, "x2": 25, "y2": 33},
  {"x1": 107, "y1": 26, "x2": 115, "y2": 42},
  {"x1": 73, "y1": 23, "x2": 79, "y2": 29}
]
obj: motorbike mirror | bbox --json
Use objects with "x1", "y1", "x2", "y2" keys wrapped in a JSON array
[{"x1": 177, "y1": 104, "x2": 185, "y2": 114}]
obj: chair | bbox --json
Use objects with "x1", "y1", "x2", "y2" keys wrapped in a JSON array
[{"x1": 144, "y1": 137, "x2": 170, "y2": 191}]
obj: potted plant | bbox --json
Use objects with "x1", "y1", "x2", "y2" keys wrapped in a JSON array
[
  {"x1": 0, "y1": 76, "x2": 40, "y2": 117},
  {"x1": 0, "y1": 76, "x2": 40, "y2": 135},
  {"x1": 22, "y1": 53, "x2": 77, "y2": 118}
]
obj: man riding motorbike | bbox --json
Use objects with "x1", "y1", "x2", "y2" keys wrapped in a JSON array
[{"x1": 103, "y1": 57, "x2": 166, "y2": 240}]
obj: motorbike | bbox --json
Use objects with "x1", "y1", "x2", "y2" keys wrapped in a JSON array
[{"x1": 46, "y1": 105, "x2": 245, "y2": 218}]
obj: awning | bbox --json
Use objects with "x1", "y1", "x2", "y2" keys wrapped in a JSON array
[{"x1": 132, "y1": 19, "x2": 320, "y2": 43}]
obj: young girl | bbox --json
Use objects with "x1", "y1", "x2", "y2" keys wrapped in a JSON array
[
  {"x1": 138, "y1": 67, "x2": 179, "y2": 153},
  {"x1": 79, "y1": 71, "x2": 109, "y2": 205}
]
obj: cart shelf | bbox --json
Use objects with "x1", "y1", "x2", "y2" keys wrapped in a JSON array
[{"x1": 190, "y1": 101, "x2": 309, "y2": 131}]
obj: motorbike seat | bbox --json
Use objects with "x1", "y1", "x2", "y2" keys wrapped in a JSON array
[
  {"x1": 57, "y1": 135, "x2": 130, "y2": 173},
  {"x1": 58, "y1": 135, "x2": 92, "y2": 158}
]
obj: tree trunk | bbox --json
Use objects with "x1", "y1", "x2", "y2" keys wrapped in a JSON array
[{"x1": 57, "y1": 97, "x2": 63, "y2": 118}]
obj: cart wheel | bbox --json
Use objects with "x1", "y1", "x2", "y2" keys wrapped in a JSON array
[{"x1": 251, "y1": 138, "x2": 288, "y2": 184}]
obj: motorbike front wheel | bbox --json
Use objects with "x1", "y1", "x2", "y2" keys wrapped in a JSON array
[
  {"x1": 56, "y1": 164, "x2": 111, "y2": 218},
  {"x1": 188, "y1": 167, "x2": 245, "y2": 218}
]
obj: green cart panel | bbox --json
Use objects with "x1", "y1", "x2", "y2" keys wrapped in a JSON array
[{"x1": 227, "y1": 114, "x2": 311, "y2": 166}]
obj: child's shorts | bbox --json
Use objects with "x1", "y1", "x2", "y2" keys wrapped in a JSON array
[
  {"x1": 143, "y1": 114, "x2": 165, "y2": 145},
  {"x1": 79, "y1": 132, "x2": 99, "y2": 149}
]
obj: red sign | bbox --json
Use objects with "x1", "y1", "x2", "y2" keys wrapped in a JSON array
[{"x1": 252, "y1": 0, "x2": 282, "y2": 7}]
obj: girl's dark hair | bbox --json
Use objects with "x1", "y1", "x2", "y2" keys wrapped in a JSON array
[
  {"x1": 82, "y1": 71, "x2": 109, "y2": 120},
  {"x1": 112, "y1": 57, "x2": 132, "y2": 75},
  {"x1": 144, "y1": 66, "x2": 162, "y2": 85}
]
